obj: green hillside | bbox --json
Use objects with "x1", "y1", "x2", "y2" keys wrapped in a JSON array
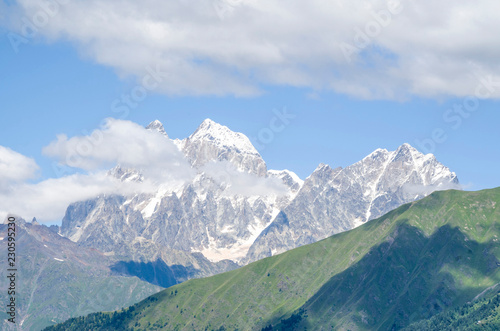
[
  {"x1": 403, "y1": 287, "x2": 500, "y2": 330},
  {"x1": 45, "y1": 187, "x2": 500, "y2": 330}
]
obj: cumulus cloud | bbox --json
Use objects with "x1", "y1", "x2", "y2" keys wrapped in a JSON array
[
  {"x1": 202, "y1": 160, "x2": 289, "y2": 196},
  {"x1": 0, "y1": 146, "x2": 141, "y2": 222},
  {"x1": 0, "y1": 171, "x2": 151, "y2": 223},
  {"x1": 42, "y1": 118, "x2": 194, "y2": 183},
  {"x1": 1, "y1": 119, "x2": 197, "y2": 223},
  {"x1": 4, "y1": 0, "x2": 500, "y2": 99},
  {"x1": 0, "y1": 146, "x2": 39, "y2": 186}
]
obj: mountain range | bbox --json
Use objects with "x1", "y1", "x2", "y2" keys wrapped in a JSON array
[
  {"x1": 2, "y1": 118, "x2": 460, "y2": 330},
  {"x1": 62, "y1": 119, "x2": 459, "y2": 266},
  {"x1": 44, "y1": 187, "x2": 500, "y2": 330}
]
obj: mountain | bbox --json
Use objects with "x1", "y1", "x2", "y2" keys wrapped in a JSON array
[
  {"x1": 37, "y1": 119, "x2": 459, "y2": 329},
  {"x1": 145, "y1": 119, "x2": 168, "y2": 137},
  {"x1": 44, "y1": 187, "x2": 500, "y2": 330},
  {"x1": 60, "y1": 119, "x2": 300, "y2": 265},
  {"x1": 59, "y1": 175, "x2": 289, "y2": 264},
  {"x1": 61, "y1": 120, "x2": 459, "y2": 269},
  {"x1": 0, "y1": 218, "x2": 161, "y2": 331},
  {"x1": 268, "y1": 169, "x2": 304, "y2": 193},
  {"x1": 58, "y1": 194, "x2": 239, "y2": 278},
  {"x1": 179, "y1": 118, "x2": 267, "y2": 176},
  {"x1": 0, "y1": 119, "x2": 462, "y2": 330},
  {"x1": 245, "y1": 143, "x2": 459, "y2": 262}
]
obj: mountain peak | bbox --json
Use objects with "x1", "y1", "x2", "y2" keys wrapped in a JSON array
[
  {"x1": 307, "y1": 163, "x2": 342, "y2": 183},
  {"x1": 194, "y1": 118, "x2": 227, "y2": 136},
  {"x1": 364, "y1": 147, "x2": 390, "y2": 161},
  {"x1": 189, "y1": 119, "x2": 259, "y2": 156},
  {"x1": 315, "y1": 163, "x2": 331, "y2": 172},
  {"x1": 182, "y1": 119, "x2": 267, "y2": 175},
  {"x1": 365, "y1": 144, "x2": 421, "y2": 161},
  {"x1": 396, "y1": 143, "x2": 419, "y2": 154},
  {"x1": 146, "y1": 120, "x2": 167, "y2": 137},
  {"x1": 200, "y1": 118, "x2": 217, "y2": 127},
  {"x1": 393, "y1": 143, "x2": 439, "y2": 165}
]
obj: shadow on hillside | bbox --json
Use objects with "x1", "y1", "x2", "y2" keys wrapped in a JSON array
[
  {"x1": 268, "y1": 223, "x2": 500, "y2": 331},
  {"x1": 110, "y1": 259, "x2": 198, "y2": 288}
]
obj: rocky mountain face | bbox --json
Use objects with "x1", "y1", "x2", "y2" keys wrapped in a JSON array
[
  {"x1": 60, "y1": 119, "x2": 298, "y2": 266},
  {"x1": 60, "y1": 120, "x2": 459, "y2": 271},
  {"x1": 245, "y1": 143, "x2": 459, "y2": 262},
  {"x1": 178, "y1": 118, "x2": 267, "y2": 176},
  {"x1": 59, "y1": 193, "x2": 240, "y2": 277},
  {"x1": 59, "y1": 178, "x2": 286, "y2": 264}
]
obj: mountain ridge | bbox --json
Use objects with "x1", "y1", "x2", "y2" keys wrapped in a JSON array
[
  {"x1": 61, "y1": 119, "x2": 459, "y2": 266},
  {"x1": 245, "y1": 139, "x2": 459, "y2": 263}
]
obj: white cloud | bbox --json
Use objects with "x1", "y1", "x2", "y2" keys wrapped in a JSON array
[
  {"x1": 42, "y1": 118, "x2": 194, "y2": 183},
  {"x1": 0, "y1": 146, "x2": 39, "y2": 186},
  {"x1": 4, "y1": 0, "x2": 500, "y2": 99},
  {"x1": 202, "y1": 160, "x2": 288, "y2": 196},
  {"x1": 1, "y1": 119, "x2": 196, "y2": 223},
  {"x1": 402, "y1": 180, "x2": 462, "y2": 198},
  {"x1": 0, "y1": 171, "x2": 151, "y2": 223}
]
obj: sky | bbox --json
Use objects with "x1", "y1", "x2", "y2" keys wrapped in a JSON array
[{"x1": 1, "y1": 0, "x2": 499, "y2": 223}]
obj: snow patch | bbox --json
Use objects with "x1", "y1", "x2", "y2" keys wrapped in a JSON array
[
  {"x1": 140, "y1": 182, "x2": 186, "y2": 218},
  {"x1": 195, "y1": 207, "x2": 280, "y2": 263},
  {"x1": 69, "y1": 228, "x2": 83, "y2": 242},
  {"x1": 142, "y1": 197, "x2": 160, "y2": 218},
  {"x1": 172, "y1": 138, "x2": 185, "y2": 151},
  {"x1": 352, "y1": 217, "x2": 365, "y2": 228},
  {"x1": 220, "y1": 225, "x2": 234, "y2": 233}
]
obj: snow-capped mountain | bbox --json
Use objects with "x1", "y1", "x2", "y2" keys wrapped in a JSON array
[
  {"x1": 146, "y1": 119, "x2": 168, "y2": 136},
  {"x1": 60, "y1": 119, "x2": 459, "y2": 272},
  {"x1": 244, "y1": 143, "x2": 459, "y2": 263},
  {"x1": 179, "y1": 118, "x2": 267, "y2": 176},
  {"x1": 61, "y1": 172, "x2": 292, "y2": 263},
  {"x1": 61, "y1": 119, "x2": 295, "y2": 265}
]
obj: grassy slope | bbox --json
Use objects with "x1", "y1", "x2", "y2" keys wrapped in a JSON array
[
  {"x1": 283, "y1": 188, "x2": 500, "y2": 330},
  {"x1": 46, "y1": 188, "x2": 500, "y2": 330},
  {"x1": 403, "y1": 288, "x2": 500, "y2": 330}
]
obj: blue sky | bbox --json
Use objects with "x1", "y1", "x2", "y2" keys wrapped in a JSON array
[
  {"x1": 2, "y1": 38, "x2": 499, "y2": 188},
  {"x1": 1, "y1": 0, "x2": 500, "y2": 222}
]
